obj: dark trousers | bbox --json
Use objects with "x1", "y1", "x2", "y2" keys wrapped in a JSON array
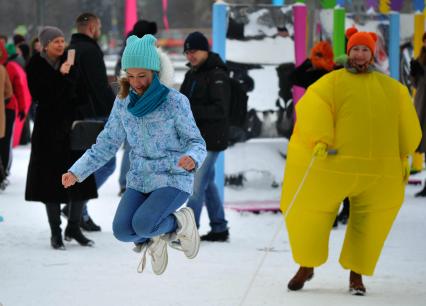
[
  {"x1": 45, "y1": 201, "x2": 85, "y2": 237},
  {"x1": 20, "y1": 115, "x2": 31, "y2": 145},
  {"x1": 0, "y1": 109, "x2": 16, "y2": 174},
  {"x1": 0, "y1": 159, "x2": 6, "y2": 186}
]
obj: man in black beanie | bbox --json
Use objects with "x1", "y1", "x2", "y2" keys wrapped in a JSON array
[{"x1": 180, "y1": 31, "x2": 230, "y2": 242}]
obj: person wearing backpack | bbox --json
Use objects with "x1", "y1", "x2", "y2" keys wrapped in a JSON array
[{"x1": 180, "y1": 31, "x2": 230, "y2": 242}]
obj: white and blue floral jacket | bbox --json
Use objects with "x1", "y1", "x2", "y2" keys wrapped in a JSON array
[{"x1": 69, "y1": 88, "x2": 207, "y2": 194}]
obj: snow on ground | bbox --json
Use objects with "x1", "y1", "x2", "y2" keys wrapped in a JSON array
[{"x1": 1, "y1": 145, "x2": 426, "y2": 306}]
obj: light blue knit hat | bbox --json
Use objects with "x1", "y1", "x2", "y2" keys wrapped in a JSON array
[{"x1": 121, "y1": 34, "x2": 160, "y2": 71}]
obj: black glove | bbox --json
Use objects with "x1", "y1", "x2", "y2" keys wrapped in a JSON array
[{"x1": 18, "y1": 111, "x2": 26, "y2": 121}]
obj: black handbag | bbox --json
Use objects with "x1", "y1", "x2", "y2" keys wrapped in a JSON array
[{"x1": 69, "y1": 120, "x2": 105, "y2": 151}]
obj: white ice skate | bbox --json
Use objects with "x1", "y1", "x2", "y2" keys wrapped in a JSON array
[
  {"x1": 137, "y1": 236, "x2": 168, "y2": 275},
  {"x1": 172, "y1": 207, "x2": 200, "y2": 259}
]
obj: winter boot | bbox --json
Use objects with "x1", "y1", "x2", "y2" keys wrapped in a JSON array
[
  {"x1": 64, "y1": 201, "x2": 94, "y2": 246},
  {"x1": 51, "y1": 235, "x2": 65, "y2": 250},
  {"x1": 80, "y1": 217, "x2": 102, "y2": 232},
  {"x1": 349, "y1": 271, "x2": 366, "y2": 296},
  {"x1": 415, "y1": 181, "x2": 426, "y2": 197},
  {"x1": 287, "y1": 267, "x2": 314, "y2": 291},
  {"x1": 172, "y1": 207, "x2": 200, "y2": 259},
  {"x1": 64, "y1": 225, "x2": 94, "y2": 246},
  {"x1": 46, "y1": 204, "x2": 65, "y2": 250},
  {"x1": 201, "y1": 229, "x2": 229, "y2": 242}
]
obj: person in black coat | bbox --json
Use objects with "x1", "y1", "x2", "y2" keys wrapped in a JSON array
[
  {"x1": 290, "y1": 41, "x2": 336, "y2": 89},
  {"x1": 180, "y1": 32, "x2": 230, "y2": 242},
  {"x1": 25, "y1": 26, "x2": 97, "y2": 250},
  {"x1": 62, "y1": 13, "x2": 117, "y2": 231}
]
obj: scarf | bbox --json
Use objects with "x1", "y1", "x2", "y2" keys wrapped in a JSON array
[
  {"x1": 127, "y1": 73, "x2": 170, "y2": 117},
  {"x1": 40, "y1": 51, "x2": 61, "y2": 70},
  {"x1": 345, "y1": 58, "x2": 376, "y2": 74}
]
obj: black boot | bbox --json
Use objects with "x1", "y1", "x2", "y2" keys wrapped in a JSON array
[
  {"x1": 415, "y1": 181, "x2": 426, "y2": 197},
  {"x1": 201, "y1": 230, "x2": 229, "y2": 242},
  {"x1": 64, "y1": 226, "x2": 94, "y2": 246},
  {"x1": 51, "y1": 235, "x2": 65, "y2": 250},
  {"x1": 80, "y1": 217, "x2": 101, "y2": 232},
  {"x1": 338, "y1": 198, "x2": 350, "y2": 225},
  {"x1": 45, "y1": 203, "x2": 65, "y2": 250},
  {"x1": 65, "y1": 201, "x2": 94, "y2": 246}
]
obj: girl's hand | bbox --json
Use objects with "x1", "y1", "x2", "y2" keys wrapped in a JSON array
[
  {"x1": 178, "y1": 155, "x2": 196, "y2": 171},
  {"x1": 62, "y1": 172, "x2": 78, "y2": 188},
  {"x1": 59, "y1": 62, "x2": 71, "y2": 75}
]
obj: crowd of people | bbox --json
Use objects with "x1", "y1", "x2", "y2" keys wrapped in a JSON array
[{"x1": 0, "y1": 13, "x2": 425, "y2": 297}]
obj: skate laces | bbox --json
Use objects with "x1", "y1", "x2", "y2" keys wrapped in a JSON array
[
  {"x1": 148, "y1": 237, "x2": 162, "y2": 262},
  {"x1": 137, "y1": 243, "x2": 150, "y2": 273}
]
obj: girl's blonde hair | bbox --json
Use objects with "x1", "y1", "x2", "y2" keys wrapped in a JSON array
[{"x1": 118, "y1": 77, "x2": 130, "y2": 99}]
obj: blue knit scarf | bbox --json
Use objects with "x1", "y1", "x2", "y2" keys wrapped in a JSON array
[{"x1": 127, "y1": 73, "x2": 170, "y2": 117}]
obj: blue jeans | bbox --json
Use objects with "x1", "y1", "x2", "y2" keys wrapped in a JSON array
[
  {"x1": 112, "y1": 187, "x2": 189, "y2": 244},
  {"x1": 81, "y1": 156, "x2": 116, "y2": 221},
  {"x1": 118, "y1": 139, "x2": 130, "y2": 190},
  {"x1": 187, "y1": 151, "x2": 228, "y2": 232}
]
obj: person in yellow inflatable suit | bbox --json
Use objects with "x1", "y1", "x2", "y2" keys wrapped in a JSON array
[{"x1": 280, "y1": 27, "x2": 422, "y2": 296}]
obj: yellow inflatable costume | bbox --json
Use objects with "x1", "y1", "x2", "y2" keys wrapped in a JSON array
[{"x1": 280, "y1": 57, "x2": 421, "y2": 276}]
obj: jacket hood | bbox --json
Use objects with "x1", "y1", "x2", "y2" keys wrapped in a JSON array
[
  {"x1": 187, "y1": 52, "x2": 227, "y2": 73},
  {"x1": 157, "y1": 48, "x2": 174, "y2": 87},
  {"x1": 70, "y1": 33, "x2": 98, "y2": 45}
]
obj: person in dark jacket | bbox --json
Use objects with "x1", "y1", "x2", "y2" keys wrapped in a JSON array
[
  {"x1": 25, "y1": 26, "x2": 97, "y2": 250},
  {"x1": 62, "y1": 13, "x2": 117, "y2": 232},
  {"x1": 180, "y1": 31, "x2": 230, "y2": 242},
  {"x1": 290, "y1": 41, "x2": 335, "y2": 89}
]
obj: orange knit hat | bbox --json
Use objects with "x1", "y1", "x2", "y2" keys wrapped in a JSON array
[
  {"x1": 346, "y1": 27, "x2": 377, "y2": 55},
  {"x1": 310, "y1": 41, "x2": 334, "y2": 71}
]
